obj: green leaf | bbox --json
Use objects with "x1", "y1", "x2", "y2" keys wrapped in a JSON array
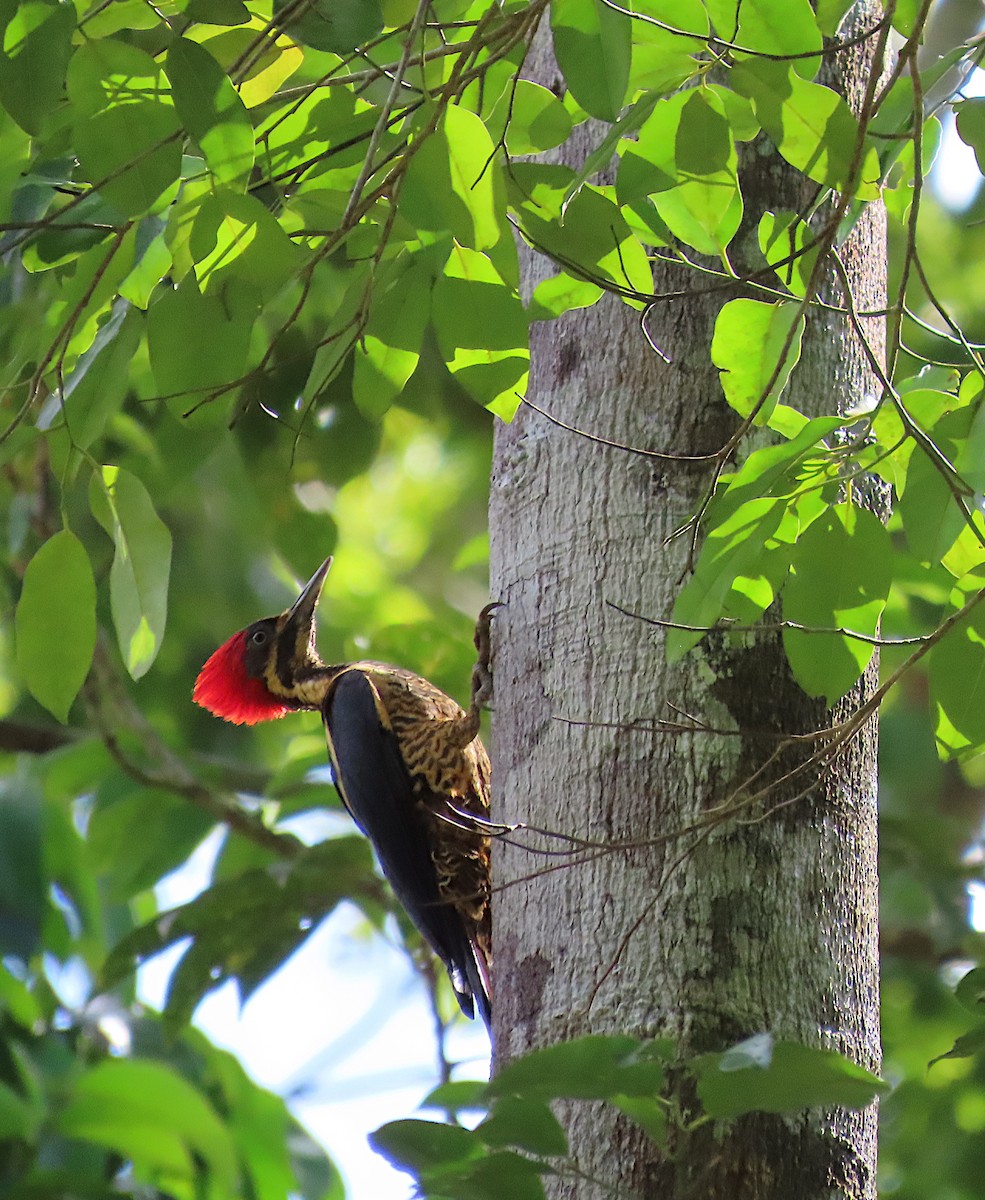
[
  {"x1": 147, "y1": 273, "x2": 254, "y2": 400},
  {"x1": 890, "y1": 0, "x2": 921, "y2": 34},
  {"x1": 90, "y1": 466, "x2": 173, "y2": 679},
  {"x1": 496, "y1": 80, "x2": 572, "y2": 156},
  {"x1": 709, "y1": 416, "x2": 845, "y2": 528},
  {"x1": 55, "y1": 1059, "x2": 238, "y2": 1189},
  {"x1": 814, "y1": 0, "x2": 855, "y2": 35},
  {"x1": 781, "y1": 504, "x2": 891, "y2": 703},
  {"x1": 625, "y1": 0, "x2": 706, "y2": 96},
  {"x1": 370, "y1": 1119, "x2": 484, "y2": 1176},
  {"x1": 0, "y1": 960, "x2": 43, "y2": 1028},
  {"x1": 401, "y1": 105, "x2": 504, "y2": 251},
  {"x1": 0, "y1": 1079, "x2": 39, "y2": 1140},
  {"x1": 167, "y1": 37, "x2": 255, "y2": 188},
  {"x1": 564, "y1": 91, "x2": 660, "y2": 205},
  {"x1": 352, "y1": 252, "x2": 436, "y2": 417},
  {"x1": 617, "y1": 89, "x2": 742, "y2": 256},
  {"x1": 277, "y1": 0, "x2": 383, "y2": 52},
  {"x1": 478, "y1": 1096, "x2": 568, "y2": 1156},
  {"x1": 432, "y1": 245, "x2": 528, "y2": 419},
  {"x1": 704, "y1": 0, "x2": 822, "y2": 77},
  {"x1": 514, "y1": 183, "x2": 652, "y2": 300},
  {"x1": 190, "y1": 188, "x2": 304, "y2": 300},
  {"x1": 433, "y1": 1150, "x2": 548, "y2": 1200},
  {"x1": 694, "y1": 1035, "x2": 888, "y2": 1117},
  {"x1": 15, "y1": 531, "x2": 96, "y2": 722},
  {"x1": 871, "y1": 386, "x2": 964, "y2": 494},
  {"x1": 955, "y1": 967, "x2": 985, "y2": 1016},
  {"x1": 0, "y1": 0, "x2": 75, "y2": 134},
  {"x1": 421, "y1": 1080, "x2": 489, "y2": 1114},
  {"x1": 87, "y1": 783, "x2": 214, "y2": 900},
  {"x1": 897, "y1": 408, "x2": 973, "y2": 564},
  {"x1": 62, "y1": 305, "x2": 143, "y2": 451},
  {"x1": 928, "y1": 1025, "x2": 985, "y2": 1068},
  {"x1": 612, "y1": 1095, "x2": 668, "y2": 1146},
  {"x1": 711, "y1": 299, "x2": 804, "y2": 424},
  {"x1": 551, "y1": 0, "x2": 631, "y2": 121},
  {"x1": 487, "y1": 1035, "x2": 671, "y2": 1101},
  {"x1": 669, "y1": 418, "x2": 845, "y2": 660},
  {"x1": 84, "y1": 0, "x2": 167, "y2": 34},
  {"x1": 67, "y1": 40, "x2": 182, "y2": 217},
  {"x1": 669, "y1": 497, "x2": 787, "y2": 661},
  {"x1": 254, "y1": 88, "x2": 360, "y2": 178},
  {"x1": 758, "y1": 210, "x2": 819, "y2": 298},
  {"x1": 731, "y1": 60, "x2": 880, "y2": 199},
  {"x1": 928, "y1": 579, "x2": 985, "y2": 760},
  {"x1": 528, "y1": 271, "x2": 604, "y2": 320}
]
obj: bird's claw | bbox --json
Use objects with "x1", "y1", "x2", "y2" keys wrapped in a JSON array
[{"x1": 471, "y1": 601, "x2": 503, "y2": 711}]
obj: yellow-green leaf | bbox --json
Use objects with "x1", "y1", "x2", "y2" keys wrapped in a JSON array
[{"x1": 15, "y1": 531, "x2": 96, "y2": 722}]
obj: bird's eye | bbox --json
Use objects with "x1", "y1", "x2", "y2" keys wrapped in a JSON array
[{"x1": 251, "y1": 629, "x2": 268, "y2": 646}]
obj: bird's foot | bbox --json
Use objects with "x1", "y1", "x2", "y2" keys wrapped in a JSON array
[{"x1": 471, "y1": 602, "x2": 503, "y2": 711}]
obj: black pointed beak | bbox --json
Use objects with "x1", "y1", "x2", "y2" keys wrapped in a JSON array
[{"x1": 285, "y1": 556, "x2": 332, "y2": 633}]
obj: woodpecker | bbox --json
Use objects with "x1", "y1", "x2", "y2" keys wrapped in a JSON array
[{"x1": 193, "y1": 558, "x2": 495, "y2": 1025}]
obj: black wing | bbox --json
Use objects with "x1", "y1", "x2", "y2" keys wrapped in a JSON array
[{"x1": 323, "y1": 669, "x2": 488, "y2": 1023}]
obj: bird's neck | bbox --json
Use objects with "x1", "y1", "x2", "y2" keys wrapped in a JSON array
[{"x1": 262, "y1": 658, "x2": 341, "y2": 711}]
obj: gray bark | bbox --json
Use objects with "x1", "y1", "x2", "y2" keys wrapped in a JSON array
[{"x1": 489, "y1": 8, "x2": 886, "y2": 1199}]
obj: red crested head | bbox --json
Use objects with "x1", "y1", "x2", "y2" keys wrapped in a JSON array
[{"x1": 193, "y1": 630, "x2": 291, "y2": 726}]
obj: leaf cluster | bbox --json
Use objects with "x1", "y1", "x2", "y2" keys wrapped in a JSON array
[{"x1": 371, "y1": 1032, "x2": 886, "y2": 1198}]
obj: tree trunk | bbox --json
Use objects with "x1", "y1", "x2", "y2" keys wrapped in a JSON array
[{"x1": 489, "y1": 9, "x2": 885, "y2": 1199}]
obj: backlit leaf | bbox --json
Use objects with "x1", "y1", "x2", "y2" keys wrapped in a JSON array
[
  {"x1": 67, "y1": 40, "x2": 182, "y2": 217},
  {"x1": 731, "y1": 60, "x2": 880, "y2": 199},
  {"x1": 897, "y1": 408, "x2": 975, "y2": 565},
  {"x1": 928, "y1": 577, "x2": 985, "y2": 760},
  {"x1": 352, "y1": 255, "x2": 436, "y2": 418},
  {"x1": 528, "y1": 272, "x2": 604, "y2": 320},
  {"x1": 669, "y1": 497, "x2": 787, "y2": 661},
  {"x1": 0, "y1": 0, "x2": 75, "y2": 134},
  {"x1": 514, "y1": 182, "x2": 652, "y2": 301},
  {"x1": 704, "y1": 0, "x2": 821, "y2": 77},
  {"x1": 781, "y1": 503, "x2": 892, "y2": 703},
  {"x1": 61, "y1": 304, "x2": 142, "y2": 450},
  {"x1": 618, "y1": 89, "x2": 742, "y2": 255},
  {"x1": 551, "y1": 0, "x2": 631, "y2": 122},
  {"x1": 711, "y1": 299, "x2": 805, "y2": 423},
  {"x1": 494, "y1": 80, "x2": 572, "y2": 155},
  {"x1": 758, "y1": 210, "x2": 819, "y2": 298},
  {"x1": 401, "y1": 105, "x2": 504, "y2": 251},
  {"x1": 190, "y1": 188, "x2": 303, "y2": 299},
  {"x1": 432, "y1": 245, "x2": 528, "y2": 419},
  {"x1": 167, "y1": 37, "x2": 255, "y2": 188}
]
